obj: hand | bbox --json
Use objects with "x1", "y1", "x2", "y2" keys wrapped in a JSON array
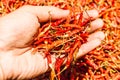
[{"x1": 0, "y1": 5, "x2": 105, "y2": 79}]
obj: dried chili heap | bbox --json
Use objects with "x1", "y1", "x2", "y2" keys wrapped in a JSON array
[{"x1": 0, "y1": 0, "x2": 120, "y2": 80}]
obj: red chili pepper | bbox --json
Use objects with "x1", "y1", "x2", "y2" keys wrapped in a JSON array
[
  {"x1": 102, "y1": 44, "x2": 115, "y2": 50},
  {"x1": 85, "y1": 58, "x2": 98, "y2": 70},
  {"x1": 80, "y1": 32, "x2": 89, "y2": 42},
  {"x1": 53, "y1": 2, "x2": 68, "y2": 9},
  {"x1": 45, "y1": 51, "x2": 52, "y2": 64},
  {"x1": 81, "y1": 18, "x2": 91, "y2": 26},
  {"x1": 55, "y1": 57, "x2": 65, "y2": 80},
  {"x1": 66, "y1": 39, "x2": 81, "y2": 68},
  {"x1": 51, "y1": 18, "x2": 66, "y2": 26},
  {"x1": 34, "y1": 38, "x2": 45, "y2": 45},
  {"x1": 70, "y1": 68, "x2": 77, "y2": 80},
  {"x1": 78, "y1": 12, "x2": 83, "y2": 26}
]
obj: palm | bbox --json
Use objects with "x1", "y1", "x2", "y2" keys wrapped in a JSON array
[{"x1": 0, "y1": 5, "x2": 104, "y2": 79}]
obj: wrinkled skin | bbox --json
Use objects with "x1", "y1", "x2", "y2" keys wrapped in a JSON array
[{"x1": 0, "y1": 5, "x2": 105, "y2": 79}]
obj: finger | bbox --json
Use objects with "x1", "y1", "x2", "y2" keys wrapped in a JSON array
[
  {"x1": 90, "y1": 18, "x2": 104, "y2": 32},
  {"x1": 83, "y1": 10, "x2": 104, "y2": 32},
  {"x1": 83, "y1": 9, "x2": 99, "y2": 19},
  {"x1": 88, "y1": 31, "x2": 105, "y2": 41},
  {"x1": 17, "y1": 6, "x2": 98, "y2": 22},
  {"x1": 76, "y1": 39, "x2": 101, "y2": 58},
  {"x1": 76, "y1": 31, "x2": 105, "y2": 58},
  {"x1": 18, "y1": 5, "x2": 69, "y2": 22}
]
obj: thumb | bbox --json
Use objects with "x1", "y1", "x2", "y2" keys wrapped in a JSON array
[{"x1": 18, "y1": 5, "x2": 70, "y2": 22}]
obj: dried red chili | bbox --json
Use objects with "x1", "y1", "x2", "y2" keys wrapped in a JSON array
[{"x1": 1, "y1": 0, "x2": 120, "y2": 80}]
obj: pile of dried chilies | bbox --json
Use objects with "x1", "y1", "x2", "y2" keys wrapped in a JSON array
[{"x1": 0, "y1": 0, "x2": 120, "y2": 80}]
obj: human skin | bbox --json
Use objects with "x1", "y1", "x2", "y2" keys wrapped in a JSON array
[{"x1": 0, "y1": 5, "x2": 105, "y2": 79}]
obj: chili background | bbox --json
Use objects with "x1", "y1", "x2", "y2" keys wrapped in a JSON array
[{"x1": 0, "y1": 0, "x2": 120, "y2": 80}]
